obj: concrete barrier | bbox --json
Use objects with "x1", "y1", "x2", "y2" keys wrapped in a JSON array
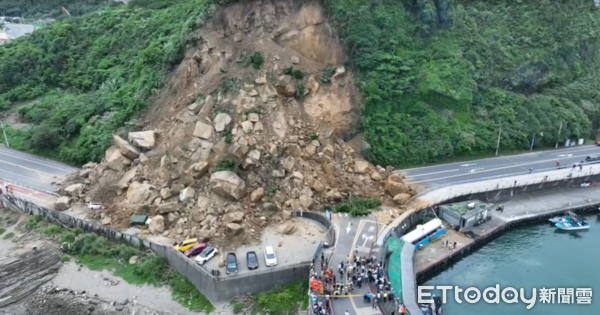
[{"x1": 0, "y1": 195, "x2": 330, "y2": 303}]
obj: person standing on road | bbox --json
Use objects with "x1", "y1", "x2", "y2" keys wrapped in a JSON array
[
  {"x1": 344, "y1": 310, "x2": 350, "y2": 315},
  {"x1": 529, "y1": 168, "x2": 533, "y2": 174}
]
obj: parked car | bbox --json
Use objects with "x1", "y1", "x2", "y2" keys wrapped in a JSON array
[
  {"x1": 87, "y1": 202, "x2": 103, "y2": 210},
  {"x1": 226, "y1": 253, "x2": 238, "y2": 274},
  {"x1": 130, "y1": 214, "x2": 152, "y2": 229},
  {"x1": 174, "y1": 238, "x2": 201, "y2": 252},
  {"x1": 596, "y1": 140, "x2": 600, "y2": 146},
  {"x1": 264, "y1": 246, "x2": 278, "y2": 267},
  {"x1": 195, "y1": 246, "x2": 218, "y2": 265},
  {"x1": 246, "y1": 251, "x2": 259, "y2": 270},
  {"x1": 184, "y1": 243, "x2": 207, "y2": 257}
]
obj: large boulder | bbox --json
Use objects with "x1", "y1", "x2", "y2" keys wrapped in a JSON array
[
  {"x1": 276, "y1": 77, "x2": 296, "y2": 97},
  {"x1": 223, "y1": 211, "x2": 245, "y2": 224},
  {"x1": 250, "y1": 187, "x2": 264, "y2": 202},
  {"x1": 54, "y1": 196, "x2": 71, "y2": 211},
  {"x1": 149, "y1": 215, "x2": 165, "y2": 234},
  {"x1": 226, "y1": 223, "x2": 244, "y2": 235},
  {"x1": 187, "y1": 162, "x2": 209, "y2": 179},
  {"x1": 117, "y1": 166, "x2": 137, "y2": 189},
  {"x1": 179, "y1": 187, "x2": 196, "y2": 203},
  {"x1": 353, "y1": 160, "x2": 370, "y2": 174},
  {"x1": 393, "y1": 193, "x2": 412, "y2": 205},
  {"x1": 64, "y1": 184, "x2": 84, "y2": 197},
  {"x1": 209, "y1": 171, "x2": 247, "y2": 201},
  {"x1": 126, "y1": 182, "x2": 155, "y2": 205},
  {"x1": 113, "y1": 135, "x2": 140, "y2": 160},
  {"x1": 157, "y1": 202, "x2": 180, "y2": 214},
  {"x1": 280, "y1": 222, "x2": 296, "y2": 235},
  {"x1": 385, "y1": 174, "x2": 408, "y2": 196},
  {"x1": 193, "y1": 121, "x2": 213, "y2": 139},
  {"x1": 213, "y1": 113, "x2": 232, "y2": 132},
  {"x1": 128, "y1": 131, "x2": 156, "y2": 150},
  {"x1": 105, "y1": 146, "x2": 132, "y2": 171}
]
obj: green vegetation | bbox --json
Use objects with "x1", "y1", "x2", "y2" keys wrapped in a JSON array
[
  {"x1": 211, "y1": 159, "x2": 240, "y2": 174},
  {"x1": 326, "y1": 198, "x2": 381, "y2": 216},
  {"x1": 0, "y1": 0, "x2": 216, "y2": 165},
  {"x1": 250, "y1": 51, "x2": 264, "y2": 70},
  {"x1": 60, "y1": 255, "x2": 71, "y2": 262},
  {"x1": 0, "y1": 228, "x2": 5, "y2": 236},
  {"x1": 324, "y1": 0, "x2": 600, "y2": 166},
  {"x1": 2, "y1": 231, "x2": 14, "y2": 239},
  {"x1": 27, "y1": 216, "x2": 214, "y2": 313},
  {"x1": 252, "y1": 281, "x2": 308, "y2": 315}
]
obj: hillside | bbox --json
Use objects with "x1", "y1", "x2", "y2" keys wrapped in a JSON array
[
  {"x1": 56, "y1": 0, "x2": 409, "y2": 248},
  {"x1": 2, "y1": 0, "x2": 600, "y2": 168},
  {"x1": 325, "y1": 0, "x2": 600, "y2": 166}
]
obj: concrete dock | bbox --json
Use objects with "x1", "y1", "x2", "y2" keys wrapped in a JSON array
[{"x1": 415, "y1": 185, "x2": 600, "y2": 278}]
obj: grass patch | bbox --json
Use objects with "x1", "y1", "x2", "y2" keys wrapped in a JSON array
[
  {"x1": 318, "y1": 66, "x2": 336, "y2": 84},
  {"x1": 223, "y1": 127, "x2": 233, "y2": 144},
  {"x1": 251, "y1": 281, "x2": 308, "y2": 315},
  {"x1": 26, "y1": 216, "x2": 214, "y2": 313},
  {"x1": 0, "y1": 228, "x2": 5, "y2": 236},
  {"x1": 3, "y1": 232, "x2": 15, "y2": 240},
  {"x1": 211, "y1": 159, "x2": 241, "y2": 175},
  {"x1": 231, "y1": 300, "x2": 245, "y2": 314},
  {"x1": 327, "y1": 198, "x2": 381, "y2": 217}
]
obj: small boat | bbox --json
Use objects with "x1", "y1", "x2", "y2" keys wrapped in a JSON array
[
  {"x1": 555, "y1": 221, "x2": 590, "y2": 231},
  {"x1": 549, "y1": 211, "x2": 578, "y2": 224},
  {"x1": 549, "y1": 216, "x2": 568, "y2": 223}
]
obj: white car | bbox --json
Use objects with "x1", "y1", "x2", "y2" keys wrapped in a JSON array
[
  {"x1": 87, "y1": 202, "x2": 103, "y2": 210},
  {"x1": 264, "y1": 246, "x2": 277, "y2": 267},
  {"x1": 195, "y1": 246, "x2": 218, "y2": 265}
]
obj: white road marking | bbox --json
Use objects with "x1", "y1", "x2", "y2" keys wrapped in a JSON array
[
  {"x1": 409, "y1": 152, "x2": 598, "y2": 184},
  {"x1": 461, "y1": 163, "x2": 477, "y2": 167},
  {"x1": 403, "y1": 169, "x2": 459, "y2": 177},
  {"x1": 368, "y1": 226, "x2": 375, "y2": 233},
  {"x1": 346, "y1": 222, "x2": 352, "y2": 234},
  {"x1": 345, "y1": 213, "x2": 348, "y2": 217},
  {"x1": 557, "y1": 154, "x2": 573, "y2": 158},
  {"x1": 362, "y1": 234, "x2": 374, "y2": 247},
  {"x1": 0, "y1": 150, "x2": 75, "y2": 173},
  {"x1": 469, "y1": 168, "x2": 483, "y2": 173}
]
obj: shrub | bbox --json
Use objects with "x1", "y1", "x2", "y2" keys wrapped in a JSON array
[{"x1": 250, "y1": 52, "x2": 264, "y2": 69}]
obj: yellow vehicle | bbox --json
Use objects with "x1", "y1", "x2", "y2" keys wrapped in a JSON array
[{"x1": 173, "y1": 238, "x2": 200, "y2": 252}]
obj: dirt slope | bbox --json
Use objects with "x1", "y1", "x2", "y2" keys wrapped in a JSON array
[{"x1": 58, "y1": 0, "x2": 414, "y2": 250}]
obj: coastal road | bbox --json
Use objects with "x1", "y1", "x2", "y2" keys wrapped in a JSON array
[
  {"x1": 399, "y1": 145, "x2": 600, "y2": 188},
  {"x1": 0, "y1": 146, "x2": 78, "y2": 193}
]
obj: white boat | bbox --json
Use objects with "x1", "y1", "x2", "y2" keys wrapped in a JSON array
[{"x1": 549, "y1": 216, "x2": 568, "y2": 223}]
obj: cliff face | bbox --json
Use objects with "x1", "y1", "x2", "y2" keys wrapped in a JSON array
[{"x1": 58, "y1": 0, "x2": 412, "y2": 248}]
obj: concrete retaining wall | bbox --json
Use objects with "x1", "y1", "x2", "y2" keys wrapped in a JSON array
[{"x1": 0, "y1": 195, "x2": 328, "y2": 303}]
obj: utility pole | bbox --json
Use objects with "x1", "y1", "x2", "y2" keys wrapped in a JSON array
[
  {"x1": 555, "y1": 122, "x2": 562, "y2": 149},
  {"x1": 0, "y1": 121, "x2": 9, "y2": 147},
  {"x1": 495, "y1": 127, "x2": 502, "y2": 157}
]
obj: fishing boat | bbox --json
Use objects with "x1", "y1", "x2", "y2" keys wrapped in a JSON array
[
  {"x1": 549, "y1": 211, "x2": 577, "y2": 224},
  {"x1": 555, "y1": 220, "x2": 590, "y2": 231}
]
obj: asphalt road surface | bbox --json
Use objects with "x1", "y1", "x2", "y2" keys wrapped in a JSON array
[
  {"x1": 0, "y1": 146, "x2": 78, "y2": 192},
  {"x1": 399, "y1": 145, "x2": 600, "y2": 188}
]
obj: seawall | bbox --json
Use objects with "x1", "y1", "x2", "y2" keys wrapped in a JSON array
[{"x1": 0, "y1": 194, "x2": 333, "y2": 303}]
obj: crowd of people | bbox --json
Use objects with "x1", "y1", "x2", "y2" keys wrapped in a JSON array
[{"x1": 309, "y1": 248, "x2": 410, "y2": 315}]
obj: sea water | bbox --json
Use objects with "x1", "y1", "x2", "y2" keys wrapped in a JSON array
[{"x1": 423, "y1": 215, "x2": 599, "y2": 315}]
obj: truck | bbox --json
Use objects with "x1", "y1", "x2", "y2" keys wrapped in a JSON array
[{"x1": 130, "y1": 214, "x2": 152, "y2": 229}]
